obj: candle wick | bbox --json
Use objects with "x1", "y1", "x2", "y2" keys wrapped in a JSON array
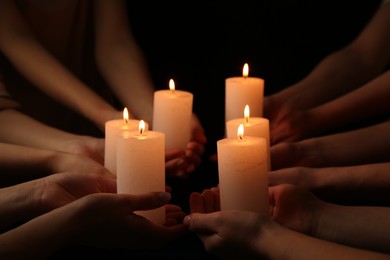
[
  {"x1": 125, "y1": 119, "x2": 128, "y2": 124},
  {"x1": 239, "y1": 135, "x2": 243, "y2": 140},
  {"x1": 245, "y1": 117, "x2": 249, "y2": 123}
]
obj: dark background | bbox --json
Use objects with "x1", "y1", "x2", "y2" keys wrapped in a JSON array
[{"x1": 127, "y1": 0, "x2": 382, "y2": 159}]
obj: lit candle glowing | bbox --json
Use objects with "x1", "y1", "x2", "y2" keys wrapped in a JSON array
[
  {"x1": 226, "y1": 104, "x2": 271, "y2": 170},
  {"x1": 104, "y1": 107, "x2": 148, "y2": 174},
  {"x1": 225, "y1": 63, "x2": 264, "y2": 123},
  {"x1": 152, "y1": 79, "x2": 193, "y2": 149},
  {"x1": 116, "y1": 120, "x2": 166, "y2": 224},
  {"x1": 217, "y1": 123, "x2": 269, "y2": 215}
]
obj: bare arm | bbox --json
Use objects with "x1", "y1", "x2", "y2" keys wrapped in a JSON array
[
  {"x1": 0, "y1": 142, "x2": 113, "y2": 187},
  {"x1": 271, "y1": 120, "x2": 390, "y2": 169},
  {"x1": 187, "y1": 200, "x2": 390, "y2": 259},
  {"x1": 267, "y1": 3, "x2": 390, "y2": 115},
  {"x1": 0, "y1": 0, "x2": 120, "y2": 130},
  {"x1": 306, "y1": 69, "x2": 390, "y2": 136},
  {"x1": 0, "y1": 192, "x2": 185, "y2": 259},
  {"x1": 94, "y1": 0, "x2": 155, "y2": 124},
  {"x1": 269, "y1": 162, "x2": 390, "y2": 204},
  {"x1": 0, "y1": 109, "x2": 105, "y2": 163}
]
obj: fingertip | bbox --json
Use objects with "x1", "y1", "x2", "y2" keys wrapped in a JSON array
[{"x1": 158, "y1": 192, "x2": 172, "y2": 204}]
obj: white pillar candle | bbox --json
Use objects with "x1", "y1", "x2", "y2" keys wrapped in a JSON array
[
  {"x1": 153, "y1": 79, "x2": 193, "y2": 149},
  {"x1": 217, "y1": 124, "x2": 269, "y2": 215},
  {"x1": 226, "y1": 105, "x2": 271, "y2": 170},
  {"x1": 225, "y1": 63, "x2": 264, "y2": 122},
  {"x1": 104, "y1": 108, "x2": 148, "y2": 174},
  {"x1": 116, "y1": 121, "x2": 166, "y2": 224}
]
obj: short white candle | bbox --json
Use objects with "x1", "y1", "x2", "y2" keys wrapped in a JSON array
[
  {"x1": 226, "y1": 105, "x2": 271, "y2": 170},
  {"x1": 217, "y1": 124, "x2": 269, "y2": 215},
  {"x1": 104, "y1": 108, "x2": 149, "y2": 174},
  {"x1": 225, "y1": 63, "x2": 264, "y2": 122},
  {"x1": 116, "y1": 121, "x2": 166, "y2": 224},
  {"x1": 153, "y1": 79, "x2": 193, "y2": 149}
]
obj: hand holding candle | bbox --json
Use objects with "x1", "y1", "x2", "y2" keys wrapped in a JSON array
[
  {"x1": 225, "y1": 63, "x2": 264, "y2": 122},
  {"x1": 217, "y1": 124, "x2": 269, "y2": 215},
  {"x1": 116, "y1": 120, "x2": 166, "y2": 224}
]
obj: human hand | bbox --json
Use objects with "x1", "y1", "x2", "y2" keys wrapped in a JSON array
[
  {"x1": 187, "y1": 186, "x2": 266, "y2": 258},
  {"x1": 37, "y1": 172, "x2": 116, "y2": 214},
  {"x1": 165, "y1": 114, "x2": 206, "y2": 179},
  {"x1": 269, "y1": 184, "x2": 325, "y2": 236},
  {"x1": 64, "y1": 136, "x2": 105, "y2": 164},
  {"x1": 71, "y1": 192, "x2": 187, "y2": 249}
]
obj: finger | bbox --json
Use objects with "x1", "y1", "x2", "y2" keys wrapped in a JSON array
[
  {"x1": 184, "y1": 213, "x2": 219, "y2": 234},
  {"x1": 165, "y1": 157, "x2": 189, "y2": 171},
  {"x1": 189, "y1": 192, "x2": 205, "y2": 213},
  {"x1": 120, "y1": 192, "x2": 171, "y2": 212},
  {"x1": 201, "y1": 189, "x2": 218, "y2": 213},
  {"x1": 165, "y1": 148, "x2": 185, "y2": 161}
]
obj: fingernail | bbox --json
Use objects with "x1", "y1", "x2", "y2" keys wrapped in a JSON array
[
  {"x1": 183, "y1": 215, "x2": 191, "y2": 226},
  {"x1": 158, "y1": 192, "x2": 171, "y2": 203}
]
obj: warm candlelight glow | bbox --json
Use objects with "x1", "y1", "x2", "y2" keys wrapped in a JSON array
[
  {"x1": 123, "y1": 107, "x2": 129, "y2": 123},
  {"x1": 244, "y1": 104, "x2": 250, "y2": 123},
  {"x1": 169, "y1": 79, "x2": 175, "y2": 92},
  {"x1": 139, "y1": 120, "x2": 146, "y2": 135},
  {"x1": 243, "y1": 63, "x2": 249, "y2": 78},
  {"x1": 238, "y1": 124, "x2": 244, "y2": 140}
]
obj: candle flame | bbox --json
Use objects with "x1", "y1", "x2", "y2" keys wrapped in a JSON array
[
  {"x1": 243, "y1": 63, "x2": 249, "y2": 78},
  {"x1": 123, "y1": 107, "x2": 129, "y2": 123},
  {"x1": 244, "y1": 105, "x2": 250, "y2": 123},
  {"x1": 139, "y1": 120, "x2": 145, "y2": 135},
  {"x1": 169, "y1": 79, "x2": 175, "y2": 92},
  {"x1": 237, "y1": 124, "x2": 244, "y2": 140}
]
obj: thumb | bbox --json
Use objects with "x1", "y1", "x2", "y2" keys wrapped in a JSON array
[
  {"x1": 183, "y1": 212, "x2": 219, "y2": 234},
  {"x1": 121, "y1": 192, "x2": 171, "y2": 212}
]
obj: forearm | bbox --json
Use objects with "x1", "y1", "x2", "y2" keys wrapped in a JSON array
[
  {"x1": 94, "y1": 0, "x2": 155, "y2": 124},
  {"x1": 272, "y1": 47, "x2": 383, "y2": 111},
  {"x1": 314, "y1": 163, "x2": 390, "y2": 204},
  {"x1": 0, "y1": 109, "x2": 98, "y2": 154},
  {"x1": 96, "y1": 38, "x2": 154, "y2": 124},
  {"x1": 316, "y1": 203, "x2": 390, "y2": 253},
  {"x1": 256, "y1": 221, "x2": 388, "y2": 260},
  {"x1": 309, "y1": 69, "x2": 390, "y2": 133},
  {"x1": 0, "y1": 143, "x2": 58, "y2": 185},
  {"x1": 0, "y1": 205, "x2": 77, "y2": 259},
  {"x1": 301, "y1": 120, "x2": 390, "y2": 167},
  {"x1": 0, "y1": 180, "x2": 43, "y2": 229}
]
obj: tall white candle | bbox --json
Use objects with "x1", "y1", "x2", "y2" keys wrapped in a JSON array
[
  {"x1": 153, "y1": 79, "x2": 193, "y2": 149},
  {"x1": 217, "y1": 124, "x2": 269, "y2": 215},
  {"x1": 225, "y1": 63, "x2": 264, "y2": 122},
  {"x1": 104, "y1": 108, "x2": 148, "y2": 174},
  {"x1": 116, "y1": 121, "x2": 166, "y2": 224},
  {"x1": 226, "y1": 105, "x2": 271, "y2": 170}
]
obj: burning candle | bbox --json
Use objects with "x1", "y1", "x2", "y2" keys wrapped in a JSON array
[
  {"x1": 226, "y1": 104, "x2": 270, "y2": 170},
  {"x1": 225, "y1": 63, "x2": 264, "y2": 122},
  {"x1": 116, "y1": 120, "x2": 166, "y2": 224},
  {"x1": 153, "y1": 79, "x2": 193, "y2": 149},
  {"x1": 217, "y1": 124, "x2": 269, "y2": 215},
  {"x1": 104, "y1": 107, "x2": 148, "y2": 174}
]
